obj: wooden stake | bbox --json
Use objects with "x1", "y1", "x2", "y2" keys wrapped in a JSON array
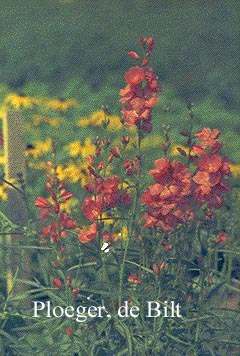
[{"x1": 2, "y1": 110, "x2": 30, "y2": 297}]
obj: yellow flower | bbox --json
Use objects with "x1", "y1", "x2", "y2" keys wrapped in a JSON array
[
  {"x1": 45, "y1": 98, "x2": 77, "y2": 111},
  {"x1": 25, "y1": 138, "x2": 52, "y2": 158},
  {"x1": 56, "y1": 161, "x2": 89, "y2": 186},
  {"x1": 229, "y1": 164, "x2": 240, "y2": 177},
  {"x1": 171, "y1": 144, "x2": 189, "y2": 156},
  {"x1": 78, "y1": 162, "x2": 90, "y2": 186},
  {"x1": 101, "y1": 212, "x2": 114, "y2": 225},
  {"x1": 61, "y1": 197, "x2": 79, "y2": 214},
  {"x1": 118, "y1": 226, "x2": 128, "y2": 240},
  {"x1": 76, "y1": 116, "x2": 91, "y2": 128},
  {"x1": 0, "y1": 155, "x2": 4, "y2": 165},
  {"x1": 4, "y1": 93, "x2": 40, "y2": 109},
  {"x1": 33, "y1": 115, "x2": 62, "y2": 127},
  {"x1": 76, "y1": 110, "x2": 122, "y2": 131},
  {"x1": 107, "y1": 115, "x2": 123, "y2": 131},
  {"x1": 90, "y1": 110, "x2": 106, "y2": 125},
  {"x1": 64, "y1": 138, "x2": 95, "y2": 158},
  {"x1": 57, "y1": 163, "x2": 80, "y2": 184}
]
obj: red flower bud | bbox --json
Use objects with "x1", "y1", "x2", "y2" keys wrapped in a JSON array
[
  {"x1": 127, "y1": 273, "x2": 142, "y2": 285},
  {"x1": 141, "y1": 58, "x2": 149, "y2": 66},
  {"x1": 128, "y1": 51, "x2": 140, "y2": 60},
  {"x1": 139, "y1": 37, "x2": 146, "y2": 45},
  {"x1": 52, "y1": 277, "x2": 62, "y2": 288},
  {"x1": 35, "y1": 197, "x2": 51, "y2": 209},
  {"x1": 60, "y1": 189, "x2": 73, "y2": 202},
  {"x1": 72, "y1": 287, "x2": 80, "y2": 297},
  {"x1": 215, "y1": 231, "x2": 228, "y2": 244},
  {"x1": 66, "y1": 275, "x2": 72, "y2": 287}
]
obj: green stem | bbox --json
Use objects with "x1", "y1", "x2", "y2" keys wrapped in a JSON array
[{"x1": 118, "y1": 125, "x2": 142, "y2": 306}]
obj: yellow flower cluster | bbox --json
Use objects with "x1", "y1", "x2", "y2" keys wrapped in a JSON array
[
  {"x1": 56, "y1": 161, "x2": 89, "y2": 186},
  {"x1": 4, "y1": 93, "x2": 41, "y2": 110},
  {"x1": 33, "y1": 115, "x2": 63, "y2": 127},
  {"x1": 45, "y1": 98, "x2": 77, "y2": 111},
  {"x1": 25, "y1": 138, "x2": 52, "y2": 159},
  {"x1": 76, "y1": 110, "x2": 122, "y2": 131},
  {"x1": 64, "y1": 138, "x2": 95, "y2": 158},
  {"x1": 61, "y1": 197, "x2": 79, "y2": 214},
  {"x1": 4, "y1": 93, "x2": 77, "y2": 112}
]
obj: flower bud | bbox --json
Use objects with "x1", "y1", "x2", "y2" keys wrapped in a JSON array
[
  {"x1": 52, "y1": 277, "x2": 62, "y2": 288},
  {"x1": 128, "y1": 51, "x2": 140, "y2": 60},
  {"x1": 66, "y1": 327, "x2": 73, "y2": 337}
]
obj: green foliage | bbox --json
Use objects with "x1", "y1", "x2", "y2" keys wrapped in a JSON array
[{"x1": 0, "y1": 0, "x2": 239, "y2": 111}]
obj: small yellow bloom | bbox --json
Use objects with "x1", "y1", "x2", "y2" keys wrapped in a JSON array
[
  {"x1": 171, "y1": 144, "x2": 189, "y2": 156},
  {"x1": 229, "y1": 163, "x2": 240, "y2": 177},
  {"x1": 0, "y1": 155, "x2": 5, "y2": 165},
  {"x1": 101, "y1": 212, "x2": 114, "y2": 225},
  {"x1": 118, "y1": 226, "x2": 128, "y2": 240}
]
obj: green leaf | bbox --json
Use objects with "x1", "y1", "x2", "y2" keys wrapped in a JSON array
[{"x1": 114, "y1": 320, "x2": 133, "y2": 356}]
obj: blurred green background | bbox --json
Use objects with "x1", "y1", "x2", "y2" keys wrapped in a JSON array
[
  {"x1": 0, "y1": 0, "x2": 239, "y2": 162},
  {"x1": 0, "y1": 0, "x2": 239, "y2": 105}
]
